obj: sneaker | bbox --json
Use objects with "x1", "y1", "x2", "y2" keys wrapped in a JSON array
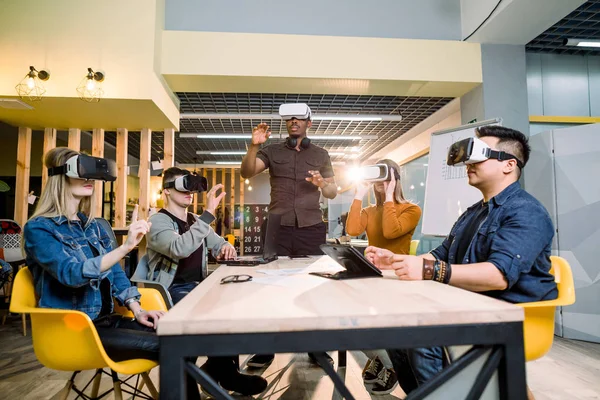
[
  {"x1": 362, "y1": 356, "x2": 384, "y2": 383},
  {"x1": 246, "y1": 354, "x2": 275, "y2": 369},
  {"x1": 368, "y1": 368, "x2": 399, "y2": 396},
  {"x1": 308, "y1": 352, "x2": 334, "y2": 368},
  {"x1": 200, "y1": 360, "x2": 268, "y2": 396}
]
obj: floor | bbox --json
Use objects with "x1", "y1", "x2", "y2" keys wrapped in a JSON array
[{"x1": 1, "y1": 316, "x2": 599, "y2": 400}]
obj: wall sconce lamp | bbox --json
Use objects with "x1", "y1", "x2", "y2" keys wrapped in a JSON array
[
  {"x1": 77, "y1": 68, "x2": 105, "y2": 102},
  {"x1": 15, "y1": 66, "x2": 50, "y2": 101}
]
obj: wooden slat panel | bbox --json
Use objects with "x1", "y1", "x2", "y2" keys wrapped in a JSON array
[
  {"x1": 42, "y1": 128, "x2": 56, "y2": 190},
  {"x1": 114, "y1": 128, "x2": 128, "y2": 228},
  {"x1": 193, "y1": 191, "x2": 198, "y2": 214},
  {"x1": 239, "y1": 173, "x2": 245, "y2": 256},
  {"x1": 229, "y1": 168, "x2": 235, "y2": 235},
  {"x1": 164, "y1": 128, "x2": 175, "y2": 168},
  {"x1": 201, "y1": 169, "x2": 207, "y2": 208},
  {"x1": 14, "y1": 127, "x2": 32, "y2": 227},
  {"x1": 221, "y1": 168, "x2": 226, "y2": 234},
  {"x1": 91, "y1": 129, "x2": 105, "y2": 218},
  {"x1": 68, "y1": 128, "x2": 81, "y2": 151},
  {"x1": 138, "y1": 129, "x2": 152, "y2": 255}
]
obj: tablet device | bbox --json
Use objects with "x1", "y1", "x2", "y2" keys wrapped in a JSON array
[{"x1": 313, "y1": 244, "x2": 382, "y2": 280}]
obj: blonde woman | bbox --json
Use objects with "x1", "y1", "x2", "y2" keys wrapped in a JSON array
[
  {"x1": 23, "y1": 148, "x2": 200, "y2": 399},
  {"x1": 346, "y1": 159, "x2": 422, "y2": 395}
]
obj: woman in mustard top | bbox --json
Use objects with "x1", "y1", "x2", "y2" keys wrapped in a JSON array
[{"x1": 346, "y1": 159, "x2": 422, "y2": 395}]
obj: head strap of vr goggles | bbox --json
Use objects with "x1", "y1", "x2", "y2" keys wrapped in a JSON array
[{"x1": 486, "y1": 149, "x2": 524, "y2": 169}]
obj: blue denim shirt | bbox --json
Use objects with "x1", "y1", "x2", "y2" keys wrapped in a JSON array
[
  {"x1": 431, "y1": 182, "x2": 558, "y2": 303},
  {"x1": 24, "y1": 213, "x2": 140, "y2": 320}
]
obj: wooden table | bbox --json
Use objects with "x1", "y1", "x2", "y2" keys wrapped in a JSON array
[{"x1": 157, "y1": 256, "x2": 526, "y2": 400}]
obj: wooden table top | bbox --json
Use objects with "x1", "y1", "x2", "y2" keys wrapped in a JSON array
[{"x1": 157, "y1": 256, "x2": 523, "y2": 336}]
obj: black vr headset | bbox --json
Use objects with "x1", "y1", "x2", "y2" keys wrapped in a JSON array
[
  {"x1": 163, "y1": 174, "x2": 208, "y2": 193},
  {"x1": 48, "y1": 154, "x2": 117, "y2": 181},
  {"x1": 447, "y1": 137, "x2": 524, "y2": 169}
]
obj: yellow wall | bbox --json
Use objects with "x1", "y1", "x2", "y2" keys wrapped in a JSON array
[
  {"x1": 0, "y1": 0, "x2": 179, "y2": 129},
  {"x1": 162, "y1": 31, "x2": 483, "y2": 97}
]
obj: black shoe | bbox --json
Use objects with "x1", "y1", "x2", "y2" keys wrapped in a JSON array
[
  {"x1": 368, "y1": 368, "x2": 399, "y2": 395},
  {"x1": 362, "y1": 356, "x2": 384, "y2": 384},
  {"x1": 247, "y1": 354, "x2": 275, "y2": 369},
  {"x1": 308, "y1": 352, "x2": 334, "y2": 368},
  {"x1": 200, "y1": 360, "x2": 268, "y2": 396},
  {"x1": 219, "y1": 371, "x2": 268, "y2": 396}
]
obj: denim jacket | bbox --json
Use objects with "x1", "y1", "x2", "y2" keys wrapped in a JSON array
[
  {"x1": 24, "y1": 213, "x2": 140, "y2": 320},
  {"x1": 431, "y1": 182, "x2": 558, "y2": 303}
]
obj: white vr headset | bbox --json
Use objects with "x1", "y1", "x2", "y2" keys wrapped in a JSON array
[
  {"x1": 279, "y1": 103, "x2": 312, "y2": 120},
  {"x1": 447, "y1": 137, "x2": 524, "y2": 169}
]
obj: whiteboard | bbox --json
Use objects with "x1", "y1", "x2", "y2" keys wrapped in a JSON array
[{"x1": 422, "y1": 119, "x2": 501, "y2": 236}]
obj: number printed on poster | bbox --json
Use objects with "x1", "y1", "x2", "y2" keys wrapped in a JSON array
[{"x1": 234, "y1": 204, "x2": 269, "y2": 254}]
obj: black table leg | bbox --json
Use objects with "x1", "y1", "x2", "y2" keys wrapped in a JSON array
[
  {"x1": 338, "y1": 350, "x2": 347, "y2": 368},
  {"x1": 498, "y1": 322, "x2": 527, "y2": 400},
  {"x1": 159, "y1": 337, "x2": 187, "y2": 400}
]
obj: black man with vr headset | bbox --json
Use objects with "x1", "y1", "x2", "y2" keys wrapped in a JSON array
[{"x1": 240, "y1": 103, "x2": 338, "y2": 369}]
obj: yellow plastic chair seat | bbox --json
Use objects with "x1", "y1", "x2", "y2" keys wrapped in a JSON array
[
  {"x1": 10, "y1": 268, "x2": 166, "y2": 375},
  {"x1": 517, "y1": 256, "x2": 576, "y2": 362}
]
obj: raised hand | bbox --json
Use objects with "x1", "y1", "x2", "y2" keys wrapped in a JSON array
[
  {"x1": 251, "y1": 123, "x2": 271, "y2": 145},
  {"x1": 124, "y1": 220, "x2": 152, "y2": 251},
  {"x1": 354, "y1": 182, "x2": 371, "y2": 200},
  {"x1": 383, "y1": 170, "x2": 396, "y2": 202},
  {"x1": 206, "y1": 184, "x2": 226, "y2": 216}
]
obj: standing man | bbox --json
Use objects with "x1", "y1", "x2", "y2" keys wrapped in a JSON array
[
  {"x1": 240, "y1": 103, "x2": 337, "y2": 368},
  {"x1": 241, "y1": 103, "x2": 337, "y2": 256}
]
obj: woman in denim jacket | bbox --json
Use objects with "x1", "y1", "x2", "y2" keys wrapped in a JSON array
[{"x1": 22, "y1": 148, "x2": 201, "y2": 395}]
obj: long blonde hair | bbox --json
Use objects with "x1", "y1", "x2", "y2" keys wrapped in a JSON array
[
  {"x1": 374, "y1": 159, "x2": 409, "y2": 206},
  {"x1": 29, "y1": 148, "x2": 95, "y2": 225}
]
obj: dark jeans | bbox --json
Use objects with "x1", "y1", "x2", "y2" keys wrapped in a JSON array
[
  {"x1": 94, "y1": 314, "x2": 158, "y2": 362},
  {"x1": 94, "y1": 313, "x2": 201, "y2": 399},
  {"x1": 387, "y1": 347, "x2": 444, "y2": 394},
  {"x1": 277, "y1": 222, "x2": 326, "y2": 256}
]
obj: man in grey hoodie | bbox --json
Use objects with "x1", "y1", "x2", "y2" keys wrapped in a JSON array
[{"x1": 147, "y1": 167, "x2": 267, "y2": 396}]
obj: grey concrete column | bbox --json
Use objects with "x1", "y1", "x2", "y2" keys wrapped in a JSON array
[{"x1": 461, "y1": 44, "x2": 530, "y2": 135}]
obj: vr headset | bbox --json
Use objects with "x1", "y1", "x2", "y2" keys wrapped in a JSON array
[
  {"x1": 163, "y1": 174, "x2": 208, "y2": 193},
  {"x1": 353, "y1": 164, "x2": 397, "y2": 182},
  {"x1": 279, "y1": 103, "x2": 312, "y2": 120},
  {"x1": 47, "y1": 154, "x2": 117, "y2": 181},
  {"x1": 447, "y1": 137, "x2": 524, "y2": 169}
]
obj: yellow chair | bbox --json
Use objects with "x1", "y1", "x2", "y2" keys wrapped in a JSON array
[
  {"x1": 10, "y1": 267, "x2": 166, "y2": 400},
  {"x1": 517, "y1": 255, "x2": 576, "y2": 362},
  {"x1": 224, "y1": 234, "x2": 236, "y2": 246},
  {"x1": 409, "y1": 239, "x2": 419, "y2": 256}
]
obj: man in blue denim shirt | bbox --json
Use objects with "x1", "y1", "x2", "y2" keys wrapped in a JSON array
[{"x1": 365, "y1": 126, "x2": 558, "y2": 395}]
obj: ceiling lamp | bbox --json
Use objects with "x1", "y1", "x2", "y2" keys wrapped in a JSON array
[
  {"x1": 77, "y1": 68, "x2": 105, "y2": 102},
  {"x1": 15, "y1": 66, "x2": 50, "y2": 101},
  {"x1": 563, "y1": 38, "x2": 600, "y2": 48}
]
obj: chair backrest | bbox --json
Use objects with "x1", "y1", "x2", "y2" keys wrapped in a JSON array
[
  {"x1": 9, "y1": 266, "x2": 37, "y2": 312},
  {"x1": 409, "y1": 240, "x2": 419, "y2": 256},
  {"x1": 95, "y1": 217, "x2": 118, "y2": 250},
  {"x1": 131, "y1": 254, "x2": 150, "y2": 282},
  {"x1": 549, "y1": 255, "x2": 576, "y2": 306},
  {"x1": 0, "y1": 219, "x2": 26, "y2": 263},
  {"x1": 519, "y1": 256, "x2": 576, "y2": 362},
  {"x1": 10, "y1": 267, "x2": 111, "y2": 371}
]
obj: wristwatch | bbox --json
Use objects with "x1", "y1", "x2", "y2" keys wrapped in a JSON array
[{"x1": 422, "y1": 259, "x2": 435, "y2": 280}]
